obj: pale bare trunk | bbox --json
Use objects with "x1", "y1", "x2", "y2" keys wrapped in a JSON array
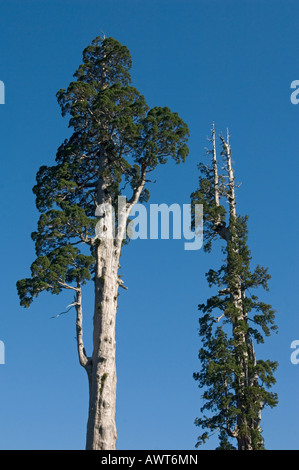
[
  {"x1": 212, "y1": 122, "x2": 219, "y2": 207},
  {"x1": 82, "y1": 145, "x2": 146, "y2": 449},
  {"x1": 85, "y1": 236, "x2": 120, "y2": 450},
  {"x1": 221, "y1": 130, "x2": 256, "y2": 450}
]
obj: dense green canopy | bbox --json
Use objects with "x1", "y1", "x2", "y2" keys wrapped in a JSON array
[{"x1": 17, "y1": 35, "x2": 189, "y2": 308}]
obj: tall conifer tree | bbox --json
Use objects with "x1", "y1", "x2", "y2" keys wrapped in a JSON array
[
  {"x1": 191, "y1": 124, "x2": 278, "y2": 450},
  {"x1": 17, "y1": 35, "x2": 189, "y2": 450}
]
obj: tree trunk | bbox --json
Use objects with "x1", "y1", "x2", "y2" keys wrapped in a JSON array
[
  {"x1": 84, "y1": 149, "x2": 145, "y2": 450},
  {"x1": 85, "y1": 236, "x2": 120, "y2": 450}
]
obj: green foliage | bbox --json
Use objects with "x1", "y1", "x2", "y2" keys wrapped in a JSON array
[
  {"x1": 17, "y1": 34, "x2": 189, "y2": 307},
  {"x1": 191, "y1": 163, "x2": 226, "y2": 252},
  {"x1": 193, "y1": 130, "x2": 278, "y2": 450},
  {"x1": 17, "y1": 245, "x2": 94, "y2": 307}
]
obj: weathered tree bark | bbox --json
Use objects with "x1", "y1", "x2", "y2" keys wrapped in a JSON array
[
  {"x1": 83, "y1": 155, "x2": 146, "y2": 450},
  {"x1": 211, "y1": 125, "x2": 230, "y2": 242},
  {"x1": 86, "y1": 238, "x2": 120, "y2": 450},
  {"x1": 211, "y1": 122, "x2": 219, "y2": 207}
]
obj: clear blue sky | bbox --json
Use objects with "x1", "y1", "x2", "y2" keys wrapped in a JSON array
[{"x1": 0, "y1": 0, "x2": 298, "y2": 450}]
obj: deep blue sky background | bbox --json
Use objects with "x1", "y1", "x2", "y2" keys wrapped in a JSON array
[{"x1": 0, "y1": 0, "x2": 298, "y2": 450}]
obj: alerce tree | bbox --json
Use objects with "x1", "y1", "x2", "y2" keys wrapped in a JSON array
[
  {"x1": 191, "y1": 123, "x2": 278, "y2": 450},
  {"x1": 17, "y1": 35, "x2": 189, "y2": 450}
]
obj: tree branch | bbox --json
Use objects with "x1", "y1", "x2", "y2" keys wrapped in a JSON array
[
  {"x1": 75, "y1": 284, "x2": 90, "y2": 371},
  {"x1": 57, "y1": 280, "x2": 80, "y2": 291},
  {"x1": 127, "y1": 164, "x2": 147, "y2": 209},
  {"x1": 50, "y1": 303, "x2": 77, "y2": 319}
]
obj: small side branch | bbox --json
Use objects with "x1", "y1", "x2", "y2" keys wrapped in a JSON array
[
  {"x1": 118, "y1": 279, "x2": 128, "y2": 290},
  {"x1": 215, "y1": 313, "x2": 225, "y2": 323},
  {"x1": 75, "y1": 284, "x2": 91, "y2": 372},
  {"x1": 50, "y1": 303, "x2": 77, "y2": 319},
  {"x1": 226, "y1": 425, "x2": 238, "y2": 439},
  {"x1": 57, "y1": 280, "x2": 80, "y2": 291}
]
